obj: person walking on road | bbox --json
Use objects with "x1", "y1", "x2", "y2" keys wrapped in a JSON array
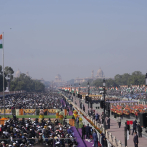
[
  {"x1": 95, "y1": 113, "x2": 99, "y2": 122},
  {"x1": 76, "y1": 116, "x2": 79, "y2": 128},
  {"x1": 107, "y1": 117, "x2": 110, "y2": 129},
  {"x1": 103, "y1": 137, "x2": 108, "y2": 147},
  {"x1": 117, "y1": 116, "x2": 121, "y2": 128},
  {"x1": 101, "y1": 133, "x2": 105, "y2": 147},
  {"x1": 125, "y1": 120, "x2": 130, "y2": 135},
  {"x1": 132, "y1": 120, "x2": 137, "y2": 135},
  {"x1": 133, "y1": 132, "x2": 138, "y2": 147},
  {"x1": 137, "y1": 122, "x2": 142, "y2": 137},
  {"x1": 82, "y1": 125, "x2": 85, "y2": 139},
  {"x1": 92, "y1": 129, "x2": 98, "y2": 147}
]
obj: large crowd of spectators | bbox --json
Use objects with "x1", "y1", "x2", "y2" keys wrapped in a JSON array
[
  {"x1": 0, "y1": 116, "x2": 77, "y2": 147},
  {"x1": 0, "y1": 93, "x2": 68, "y2": 109}
]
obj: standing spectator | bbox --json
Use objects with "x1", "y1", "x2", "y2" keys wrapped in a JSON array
[
  {"x1": 82, "y1": 125, "x2": 85, "y2": 140},
  {"x1": 132, "y1": 120, "x2": 137, "y2": 135},
  {"x1": 107, "y1": 117, "x2": 110, "y2": 129},
  {"x1": 137, "y1": 122, "x2": 142, "y2": 137},
  {"x1": 135, "y1": 111, "x2": 138, "y2": 120},
  {"x1": 133, "y1": 132, "x2": 138, "y2": 147},
  {"x1": 101, "y1": 133, "x2": 105, "y2": 147},
  {"x1": 85, "y1": 124, "x2": 90, "y2": 139},
  {"x1": 125, "y1": 120, "x2": 130, "y2": 135},
  {"x1": 101, "y1": 113, "x2": 104, "y2": 124},
  {"x1": 93, "y1": 113, "x2": 95, "y2": 119},
  {"x1": 76, "y1": 116, "x2": 79, "y2": 128},
  {"x1": 117, "y1": 116, "x2": 121, "y2": 128},
  {"x1": 72, "y1": 115, "x2": 75, "y2": 120},
  {"x1": 95, "y1": 113, "x2": 99, "y2": 122},
  {"x1": 104, "y1": 137, "x2": 108, "y2": 147},
  {"x1": 92, "y1": 129, "x2": 98, "y2": 147}
]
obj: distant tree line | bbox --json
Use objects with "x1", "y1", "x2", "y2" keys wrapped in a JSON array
[
  {"x1": 81, "y1": 71, "x2": 145, "y2": 88},
  {"x1": 0, "y1": 65, "x2": 45, "y2": 92}
]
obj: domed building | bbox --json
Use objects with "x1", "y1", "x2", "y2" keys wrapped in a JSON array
[
  {"x1": 26, "y1": 71, "x2": 29, "y2": 77},
  {"x1": 15, "y1": 69, "x2": 21, "y2": 78},
  {"x1": 74, "y1": 68, "x2": 105, "y2": 84},
  {"x1": 55, "y1": 74, "x2": 62, "y2": 83},
  {"x1": 96, "y1": 68, "x2": 104, "y2": 78},
  {"x1": 54, "y1": 74, "x2": 66, "y2": 87}
]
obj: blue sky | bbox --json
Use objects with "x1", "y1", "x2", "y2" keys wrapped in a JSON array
[{"x1": 0, "y1": 0, "x2": 147, "y2": 81}]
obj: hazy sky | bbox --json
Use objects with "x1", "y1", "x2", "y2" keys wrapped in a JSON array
[{"x1": 0, "y1": 0, "x2": 147, "y2": 81}]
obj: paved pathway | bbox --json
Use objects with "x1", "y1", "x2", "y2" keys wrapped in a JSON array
[
  {"x1": 72, "y1": 96, "x2": 147, "y2": 147},
  {"x1": 71, "y1": 126, "x2": 86, "y2": 147}
]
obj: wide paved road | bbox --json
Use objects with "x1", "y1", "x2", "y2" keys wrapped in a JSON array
[{"x1": 72, "y1": 95, "x2": 147, "y2": 147}]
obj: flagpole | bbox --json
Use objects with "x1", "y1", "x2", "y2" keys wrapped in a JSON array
[{"x1": 2, "y1": 32, "x2": 5, "y2": 117}]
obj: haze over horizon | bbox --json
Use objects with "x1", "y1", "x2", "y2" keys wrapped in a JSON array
[{"x1": 0, "y1": 0, "x2": 147, "y2": 81}]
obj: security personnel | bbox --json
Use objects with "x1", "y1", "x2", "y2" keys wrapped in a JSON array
[
  {"x1": 85, "y1": 124, "x2": 90, "y2": 139},
  {"x1": 92, "y1": 129, "x2": 98, "y2": 147},
  {"x1": 132, "y1": 120, "x2": 137, "y2": 135},
  {"x1": 133, "y1": 132, "x2": 138, "y2": 147},
  {"x1": 137, "y1": 122, "x2": 142, "y2": 137}
]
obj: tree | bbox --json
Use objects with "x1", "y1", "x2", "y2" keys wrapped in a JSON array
[
  {"x1": 93, "y1": 79, "x2": 103, "y2": 87},
  {"x1": 0, "y1": 65, "x2": 2, "y2": 75},
  {"x1": 121, "y1": 73, "x2": 131, "y2": 85},
  {"x1": 10, "y1": 73, "x2": 45, "y2": 92},
  {"x1": 4, "y1": 66, "x2": 14, "y2": 80},
  {"x1": 0, "y1": 75, "x2": 7, "y2": 92},
  {"x1": 106, "y1": 78, "x2": 118, "y2": 87}
]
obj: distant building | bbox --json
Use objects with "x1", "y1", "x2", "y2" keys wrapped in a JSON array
[
  {"x1": 15, "y1": 69, "x2": 21, "y2": 78},
  {"x1": 74, "y1": 68, "x2": 105, "y2": 84},
  {"x1": 26, "y1": 71, "x2": 29, "y2": 77},
  {"x1": 55, "y1": 74, "x2": 62, "y2": 83},
  {"x1": 33, "y1": 78, "x2": 45, "y2": 84},
  {"x1": 54, "y1": 74, "x2": 66, "y2": 87},
  {"x1": 96, "y1": 68, "x2": 105, "y2": 79}
]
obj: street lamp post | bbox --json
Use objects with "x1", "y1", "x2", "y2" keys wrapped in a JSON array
[
  {"x1": 145, "y1": 73, "x2": 147, "y2": 103},
  {"x1": 79, "y1": 83, "x2": 80, "y2": 95},
  {"x1": 103, "y1": 79, "x2": 106, "y2": 133},
  {"x1": 88, "y1": 82, "x2": 90, "y2": 96},
  {"x1": 71, "y1": 85, "x2": 72, "y2": 93},
  {"x1": 74, "y1": 84, "x2": 76, "y2": 95}
]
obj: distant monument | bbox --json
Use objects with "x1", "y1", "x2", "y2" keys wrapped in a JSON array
[
  {"x1": 55, "y1": 74, "x2": 62, "y2": 83},
  {"x1": 96, "y1": 68, "x2": 104, "y2": 78},
  {"x1": 15, "y1": 69, "x2": 21, "y2": 77},
  {"x1": 26, "y1": 71, "x2": 29, "y2": 76},
  {"x1": 5, "y1": 87, "x2": 9, "y2": 92},
  {"x1": 91, "y1": 70, "x2": 94, "y2": 79},
  {"x1": 54, "y1": 74, "x2": 66, "y2": 87},
  {"x1": 74, "y1": 68, "x2": 105, "y2": 83}
]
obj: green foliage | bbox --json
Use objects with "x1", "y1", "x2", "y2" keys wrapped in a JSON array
[
  {"x1": 81, "y1": 79, "x2": 94, "y2": 87},
  {"x1": 93, "y1": 79, "x2": 103, "y2": 87},
  {"x1": 0, "y1": 75, "x2": 7, "y2": 92},
  {"x1": 92, "y1": 71, "x2": 145, "y2": 87},
  {"x1": 10, "y1": 73, "x2": 45, "y2": 92},
  {"x1": 4, "y1": 66, "x2": 14, "y2": 80}
]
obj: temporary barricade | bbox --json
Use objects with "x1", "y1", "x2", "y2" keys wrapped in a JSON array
[{"x1": 0, "y1": 109, "x2": 68, "y2": 116}]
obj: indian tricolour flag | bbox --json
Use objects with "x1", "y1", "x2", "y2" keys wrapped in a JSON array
[{"x1": 0, "y1": 34, "x2": 3, "y2": 48}]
